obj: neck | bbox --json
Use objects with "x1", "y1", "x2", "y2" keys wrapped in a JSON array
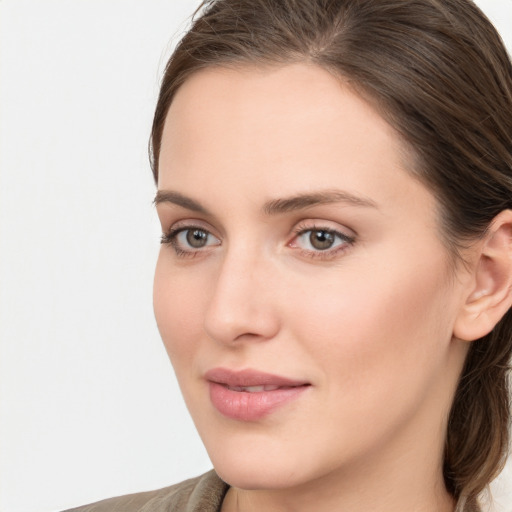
[{"x1": 221, "y1": 454, "x2": 455, "y2": 512}]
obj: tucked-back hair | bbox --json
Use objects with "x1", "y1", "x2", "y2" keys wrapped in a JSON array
[{"x1": 150, "y1": 0, "x2": 512, "y2": 504}]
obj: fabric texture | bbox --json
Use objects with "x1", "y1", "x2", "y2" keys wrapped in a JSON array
[{"x1": 62, "y1": 471, "x2": 228, "y2": 512}]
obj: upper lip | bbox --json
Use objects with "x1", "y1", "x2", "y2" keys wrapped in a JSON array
[{"x1": 205, "y1": 368, "x2": 309, "y2": 387}]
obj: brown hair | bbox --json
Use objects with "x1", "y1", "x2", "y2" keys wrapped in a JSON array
[{"x1": 150, "y1": 0, "x2": 512, "y2": 504}]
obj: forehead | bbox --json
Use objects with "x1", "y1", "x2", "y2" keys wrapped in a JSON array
[
  {"x1": 158, "y1": 63, "x2": 430, "y2": 216},
  {"x1": 161, "y1": 63, "x2": 402, "y2": 161}
]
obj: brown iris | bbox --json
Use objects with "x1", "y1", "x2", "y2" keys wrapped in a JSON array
[
  {"x1": 309, "y1": 230, "x2": 335, "y2": 250},
  {"x1": 186, "y1": 229, "x2": 209, "y2": 248}
]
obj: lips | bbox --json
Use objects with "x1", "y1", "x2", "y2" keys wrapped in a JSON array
[
  {"x1": 205, "y1": 368, "x2": 310, "y2": 421},
  {"x1": 224, "y1": 384, "x2": 281, "y2": 392}
]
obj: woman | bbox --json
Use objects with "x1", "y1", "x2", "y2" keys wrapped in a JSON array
[{"x1": 67, "y1": 0, "x2": 512, "y2": 510}]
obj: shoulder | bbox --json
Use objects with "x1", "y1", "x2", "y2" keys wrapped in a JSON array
[{"x1": 62, "y1": 470, "x2": 229, "y2": 512}]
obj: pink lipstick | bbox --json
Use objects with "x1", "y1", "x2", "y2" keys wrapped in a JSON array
[{"x1": 205, "y1": 368, "x2": 310, "y2": 421}]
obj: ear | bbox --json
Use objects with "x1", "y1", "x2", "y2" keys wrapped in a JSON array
[{"x1": 453, "y1": 209, "x2": 512, "y2": 342}]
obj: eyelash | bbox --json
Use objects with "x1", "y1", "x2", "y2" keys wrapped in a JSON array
[
  {"x1": 160, "y1": 225, "x2": 217, "y2": 259},
  {"x1": 290, "y1": 223, "x2": 356, "y2": 261},
  {"x1": 160, "y1": 223, "x2": 356, "y2": 260}
]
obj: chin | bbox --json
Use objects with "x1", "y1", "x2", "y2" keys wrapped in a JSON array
[
  {"x1": 205, "y1": 436, "x2": 340, "y2": 492},
  {"x1": 213, "y1": 459, "x2": 305, "y2": 490}
]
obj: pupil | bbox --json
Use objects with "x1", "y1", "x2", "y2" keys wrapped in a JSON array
[
  {"x1": 310, "y1": 230, "x2": 334, "y2": 250},
  {"x1": 187, "y1": 229, "x2": 208, "y2": 248}
]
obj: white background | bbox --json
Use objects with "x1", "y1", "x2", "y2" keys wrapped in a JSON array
[{"x1": 1, "y1": 1, "x2": 511, "y2": 511}]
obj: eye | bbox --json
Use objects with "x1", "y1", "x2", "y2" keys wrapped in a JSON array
[
  {"x1": 303, "y1": 230, "x2": 338, "y2": 250},
  {"x1": 289, "y1": 225, "x2": 355, "y2": 259},
  {"x1": 179, "y1": 228, "x2": 211, "y2": 249},
  {"x1": 161, "y1": 225, "x2": 221, "y2": 256}
]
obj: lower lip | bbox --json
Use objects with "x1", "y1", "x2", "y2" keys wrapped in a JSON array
[{"x1": 208, "y1": 382, "x2": 309, "y2": 421}]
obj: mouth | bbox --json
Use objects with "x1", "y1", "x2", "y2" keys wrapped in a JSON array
[
  {"x1": 205, "y1": 368, "x2": 311, "y2": 421},
  {"x1": 204, "y1": 367, "x2": 310, "y2": 388},
  {"x1": 222, "y1": 384, "x2": 291, "y2": 392}
]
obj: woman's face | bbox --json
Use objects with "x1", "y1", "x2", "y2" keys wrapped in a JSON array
[{"x1": 154, "y1": 64, "x2": 470, "y2": 490}]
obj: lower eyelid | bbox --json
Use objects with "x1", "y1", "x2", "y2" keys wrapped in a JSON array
[
  {"x1": 289, "y1": 228, "x2": 355, "y2": 259},
  {"x1": 295, "y1": 242, "x2": 354, "y2": 261}
]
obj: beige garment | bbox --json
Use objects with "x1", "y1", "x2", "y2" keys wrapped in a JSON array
[
  {"x1": 63, "y1": 471, "x2": 228, "y2": 512},
  {"x1": 63, "y1": 470, "x2": 482, "y2": 512}
]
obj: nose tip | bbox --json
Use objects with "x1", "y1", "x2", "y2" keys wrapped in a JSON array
[
  {"x1": 204, "y1": 303, "x2": 278, "y2": 345},
  {"x1": 203, "y1": 257, "x2": 280, "y2": 346}
]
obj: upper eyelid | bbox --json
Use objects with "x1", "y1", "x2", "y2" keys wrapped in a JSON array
[
  {"x1": 177, "y1": 227, "x2": 220, "y2": 242},
  {"x1": 155, "y1": 203, "x2": 221, "y2": 234},
  {"x1": 167, "y1": 224, "x2": 220, "y2": 241},
  {"x1": 292, "y1": 219, "x2": 357, "y2": 237},
  {"x1": 162, "y1": 219, "x2": 356, "y2": 243},
  {"x1": 163, "y1": 219, "x2": 220, "y2": 236},
  {"x1": 294, "y1": 224, "x2": 351, "y2": 234},
  {"x1": 291, "y1": 227, "x2": 355, "y2": 245}
]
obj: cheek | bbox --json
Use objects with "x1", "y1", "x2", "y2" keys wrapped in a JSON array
[
  {"x1": 284, "y1": 252, "x2": 456, "y2": 405},
  {"x1": 153, "y1": 250, "x2": 207, "y2": 364}
]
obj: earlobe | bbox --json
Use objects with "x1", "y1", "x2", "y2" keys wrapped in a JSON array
[{"x1": 453, "y1": 210, "x2": 512, "y2": 342}]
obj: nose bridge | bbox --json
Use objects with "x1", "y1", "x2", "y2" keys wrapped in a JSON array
[{"x1": 203, "y1": 242, "x2": 279, "y2": 344}]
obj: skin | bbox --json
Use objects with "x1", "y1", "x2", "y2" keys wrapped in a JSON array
[{"x1": 153, "y1": 63, "x2": 475, "y2": 512}]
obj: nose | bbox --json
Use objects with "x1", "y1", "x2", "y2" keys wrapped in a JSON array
[{"x1": 203, "y1": 250, "x2": 281, "y2": 346}]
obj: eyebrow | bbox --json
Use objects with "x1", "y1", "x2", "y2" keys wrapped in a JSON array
[
  {"x1": 154, "y1": 190, "x2": 210, "y2": 214},
  {"x1": 262, "y1": 190, "x2": 378, "y2": 215},
  {"x1": 154, "y1": 189, "x2": 378, "y2": 215}
]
